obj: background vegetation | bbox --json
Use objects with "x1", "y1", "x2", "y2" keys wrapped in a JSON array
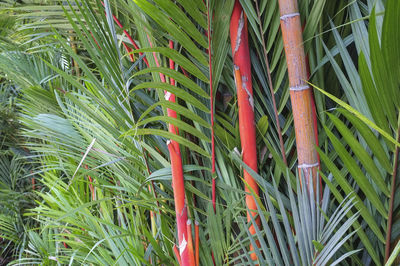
[{"x1": 0, "y1": 0, "x2": 399, "y2": 265}]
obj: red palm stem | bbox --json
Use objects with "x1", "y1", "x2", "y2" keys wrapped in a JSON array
[
  {"x1": 230, "y1": 1, "x2": 260, "y2": 261},
  {"x1": 168, "y1": 141, "x2": 191, "y2": 265},
  {"x1": 164, "y1": 40, "x2": 193, "y2": 265},
  {"x1": 101, "y1": 1, "x2": 149, "y2": 65}
]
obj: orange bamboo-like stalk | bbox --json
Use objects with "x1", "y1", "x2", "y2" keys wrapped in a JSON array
[
  {"x1": 302, "y1": 24, "x2": 320, "y2": 169},
  {"x1": 278, "y1": 0, "x2": 319, "y2": 187},
  {"x1": 229, "y1": 1, "x2": 260, "y2": 261}
]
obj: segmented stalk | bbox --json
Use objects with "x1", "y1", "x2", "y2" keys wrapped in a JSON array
[{"x1": 278, "y1": 0, "x2": 319, "y2": 188}]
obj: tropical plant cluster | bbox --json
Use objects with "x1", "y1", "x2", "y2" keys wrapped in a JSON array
[{"x1": 0, "y1": 0, "x2": 399, "y2": 265}]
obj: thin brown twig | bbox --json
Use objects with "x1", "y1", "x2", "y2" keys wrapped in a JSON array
[
  {"x1": 206, "y1": 0, "x2": 216, "y2": 213},
  {"x1": 385, "y1": 124, "x2": 400, "y2": 262}
]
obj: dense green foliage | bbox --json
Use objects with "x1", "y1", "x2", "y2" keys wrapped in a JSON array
[{"x1": 0, "y1": 0, "x2": 399, "y2": 265}]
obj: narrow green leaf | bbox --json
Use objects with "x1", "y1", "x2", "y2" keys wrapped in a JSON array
[
  {"x1": 133, "y1": 67, "x2": 209, "y2": 98},
  {"x1": 339, "y1": 109, "x2": 392, "y2": 173},
  {"x1": 125, "y1": 128, "x2": 210, "y2": 158},
  {"x1": 131, "y1": 82, "x2": 210, "y2": 113},
  {"x1": 386, "y1": 240, "x2": 400, "y2": 266},
  {"x1": 381, "y1": 0, "x2": 400, "y2": 109},
  {"x1": 323, "y1": 125, "x2": 387, "y2": 218},
  {"x1": 327, "y1": 113, "x2": 390, "y2": 196},
  {"x1": 130, "y1": 47, "x2": 208, "y2": 82},
  {"x1": 317, "y1": 147, "x2": 385, "y2": 242},
  {"x1": 138, "y1": 100, "x2": 210, "y2": 129},
  {"x1": 132, "y1": 0, "x2": 208, "y2": 65},
  {"x1": 369, "y1": 8, "x2": 397, "y2": 128},
  {"x1": 257, "y1": 116, "x2": 269, "y2": 137},
  {"x1": 303, "y1": 0, "x2": 326, "y2": 52},
  {"x1": 175, "y1": 0, "x2": 207, "y2": 28},
  {"x1": 358, "y1": 52, "x2": 391, "y2": 136},
  {"x1": 319, "y1": 172, "x2": 381, "y2": 265},
  {"x1": 312, "y1": 240, "x2": 324, "y2": 253},
  {"x1": 152, "y1": 0, "x2": 207, "y2": 48},
  {"x1": 136, "y1": 116, "x2": 210, "y2": 142},
  {"x1": 310, "y1": 82, "x2": 400, "y2": 148}
]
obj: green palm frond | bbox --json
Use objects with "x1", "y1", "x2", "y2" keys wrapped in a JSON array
[
  {"x1": 312, "y1": 0, "x2": 400, "y2": 264},
  {"x1": 1, "y1": 0, "x2": 399, "y2": 264}
]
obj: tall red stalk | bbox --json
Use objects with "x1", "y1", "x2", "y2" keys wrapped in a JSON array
[
  {"x1": 165, "y1": 41, "x2": 194, "y2": 266},
  {"x1": 168, "y1": 141, "x2": 191, "y2": 265},
  {"x1": 230, "y1": 0, "x2": 260, "y2": 261},
  {"x1": 167, "y1": 40, "x2": 178, "y2": 137}
]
